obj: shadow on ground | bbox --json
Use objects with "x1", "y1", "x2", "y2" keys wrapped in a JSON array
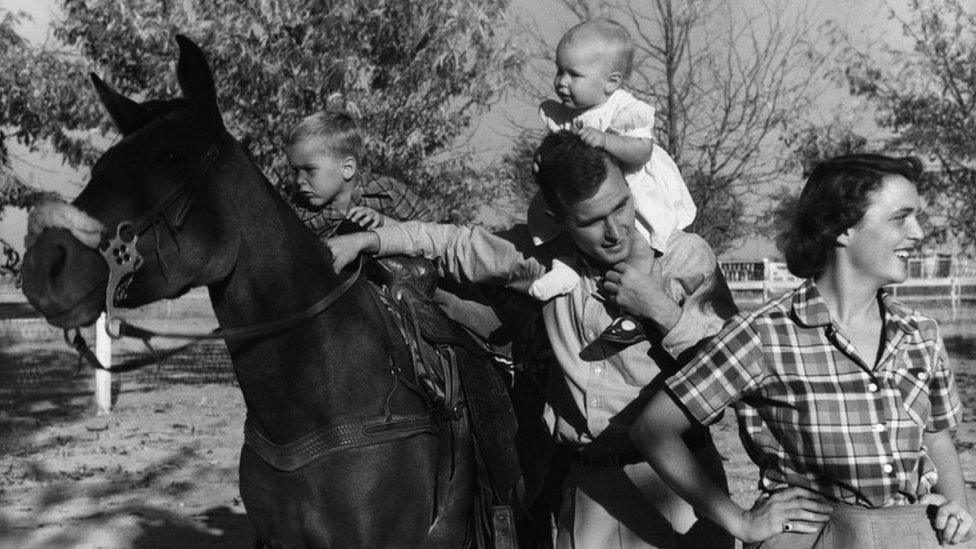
[{"x1": 0, "y1": 503, "x2": 254, "y2": 548}]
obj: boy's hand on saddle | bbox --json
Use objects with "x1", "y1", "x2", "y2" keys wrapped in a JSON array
[
  {"x1": 347, "y1": 206, "x2": 386, "y2": 229},
  {"x1": 326, "y1": 232, "x2": 380, "y2": 273},
  {"x1": 920, "y1": 493, "x2": 974, "y2": 545},
  {"x1": 734, "y1": 487, "x2": 833, "y2": 543}
]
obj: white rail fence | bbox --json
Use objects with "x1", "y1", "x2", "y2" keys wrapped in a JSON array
[{"x1": 720, "y1": 257, "x2": 976, "y2": 319}]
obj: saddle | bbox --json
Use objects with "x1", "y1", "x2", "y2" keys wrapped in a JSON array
[{"x1": 366, "y1": 255, "x2": 522, "y2": 549}]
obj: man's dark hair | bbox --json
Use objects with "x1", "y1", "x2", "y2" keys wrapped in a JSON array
[
  {"x1": 778, "y1": 153, "x2": 923, "y2": 279},
  {"x1": 533, "y1": 131, "x2": 619, "y2": 219}
]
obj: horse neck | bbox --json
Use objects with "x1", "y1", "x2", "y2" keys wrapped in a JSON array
[
  {"x1": 199, "y1": 142, "x2": 416, "y2": 441},
  {"x1": 206, "y1": 142, "x2": 339, "y2": 326}
]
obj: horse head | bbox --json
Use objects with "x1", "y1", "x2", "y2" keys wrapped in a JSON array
[{"x1": 22, "y1": 36, "x2": 240, "y2": 328}]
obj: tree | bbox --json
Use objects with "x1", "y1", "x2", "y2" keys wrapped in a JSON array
[
  {"x1": 843, "y1": 0, "x2": 976, "y2": 251},
  {"x1": 768, "y1": 121, "x2": 868, "y2": 240},
  {"x1": 0, "y1": 7, "x2": 95, "y2": 214},
  {"x1": 507, "y1": 0, "x2": 827, "y2": 253},
  {"x1": 2, "y1": 0, "x2": 524, "y2": 223}
]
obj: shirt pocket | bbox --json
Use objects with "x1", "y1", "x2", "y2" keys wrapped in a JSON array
[{"x1": 891, "y1": 362, "x2": 933, "y2": 428}]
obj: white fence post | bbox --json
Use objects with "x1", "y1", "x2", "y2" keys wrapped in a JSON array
[
  {"x1": 762, "y1": 258, "x2": 770, "y2": 301},
  {"x1": 94, "y1": 313, "x2": 112, "y2": 415}
]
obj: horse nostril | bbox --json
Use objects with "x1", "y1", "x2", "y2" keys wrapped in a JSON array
[{"x1": 47, "y1": 244, "x2": 68, "y2": 283}]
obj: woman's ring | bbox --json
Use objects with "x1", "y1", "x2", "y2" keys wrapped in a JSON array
[{"x1": 783, "y1": 522, "x2": 793, "y2": 532}]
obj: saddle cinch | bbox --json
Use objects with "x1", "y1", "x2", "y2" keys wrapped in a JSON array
[{"x1": 365, "y1": 255, "x2": 523, "y2": 549}]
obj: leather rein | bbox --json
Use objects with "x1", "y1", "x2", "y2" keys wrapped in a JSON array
[{"x1": 67, "y1": 135, "x2": 362, "y2": 372}]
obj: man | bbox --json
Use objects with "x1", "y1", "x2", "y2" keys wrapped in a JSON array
[{"x1": 329, "y1": 132, "x2": 737, "y2": 548}]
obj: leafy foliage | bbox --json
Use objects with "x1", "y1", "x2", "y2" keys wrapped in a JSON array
[
  {"x1": 3, "y1": 0, "x2": 524, "y2": 223},
  {"x1": 843, "y1": 0, "x2": 976, "y2": 250}
]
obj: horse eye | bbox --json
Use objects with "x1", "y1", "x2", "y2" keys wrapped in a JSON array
[{"x1": 155, "y1": 149, "x2": 181, "y2": 166}]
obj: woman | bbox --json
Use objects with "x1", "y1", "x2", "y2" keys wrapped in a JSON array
[{"x1": 630, "y1": 154, "x2": 973, "y2": 547}]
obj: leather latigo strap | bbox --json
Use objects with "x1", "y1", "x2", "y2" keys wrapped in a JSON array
[{"x1": 243, "y1": 413, "x2": 436, "y2": 472}]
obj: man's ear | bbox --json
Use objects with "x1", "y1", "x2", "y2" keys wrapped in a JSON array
[
  {"x1": 340, "y1": 157, "x2": 357, "y2": 181},
  {"x1": 605, "y1": 71, "x2": 623, "y2": 94}
]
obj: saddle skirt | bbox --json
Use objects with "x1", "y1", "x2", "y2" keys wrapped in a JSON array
[{"x1": 367, "y1": 256, "x2": 522, "y2": 527}]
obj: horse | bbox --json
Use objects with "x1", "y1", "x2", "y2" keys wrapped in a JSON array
[{"x1": 20, "y1": 35, "x2": 522, "y2": 548}]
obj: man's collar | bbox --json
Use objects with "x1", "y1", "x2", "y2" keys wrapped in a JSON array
[{"x1": 791, "y1": 279, "x2": 918, "y2": 333}]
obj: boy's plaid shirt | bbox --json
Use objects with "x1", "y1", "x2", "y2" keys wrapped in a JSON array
[
  {"x1": 295, "y1": 171, "x2": 434, "y2": 238},
  {"x1": 666, "y1": 279, "x2": 961, "y2": 507}
]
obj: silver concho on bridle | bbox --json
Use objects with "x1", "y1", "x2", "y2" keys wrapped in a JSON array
[{"x1": 99, "y1": 221, "x2": 143, "y2": 337}]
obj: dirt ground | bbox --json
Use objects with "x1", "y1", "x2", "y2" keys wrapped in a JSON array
[{"x1": 1, "y1": 334, "x2": 976, "y2": 548}]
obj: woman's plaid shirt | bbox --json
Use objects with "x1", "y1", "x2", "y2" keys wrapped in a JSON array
[{"x1": 666, "y1": 279, "x2": 961, "y2": 507}]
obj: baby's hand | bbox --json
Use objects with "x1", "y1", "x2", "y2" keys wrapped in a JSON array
[
  {"x1": 347, "y1": 206, "x2": 387, "y2": 229},
  {"x1": 577, "y1": 127, "x2": 608, "y2": 149}
]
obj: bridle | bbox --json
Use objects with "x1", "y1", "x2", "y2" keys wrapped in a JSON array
[{"x1": 65, "y1": 132, "x2": 362, "y2": 372}]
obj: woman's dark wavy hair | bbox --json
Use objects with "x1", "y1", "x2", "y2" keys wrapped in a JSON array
[
  {"x1": 778, "y1": 153, "x2": 923, "y2": 278},
  {"x1": 533, "y1": 131, "x2": 618, "y2": 219}
]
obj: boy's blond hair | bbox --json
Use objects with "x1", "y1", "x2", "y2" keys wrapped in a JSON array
[
  {"x1": 286, "y1": 110, "x2": 364, "y2": 163},
  {"x1": 559, "y1": 18, "x2": 635, "y2": 79}
]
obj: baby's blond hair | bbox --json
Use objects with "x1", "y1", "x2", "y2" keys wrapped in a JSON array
[{"x1": 559, "y1": 18, "x2": 635, "y2": 79}]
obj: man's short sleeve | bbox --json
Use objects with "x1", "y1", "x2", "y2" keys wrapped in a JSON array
[{"x1": 665, "y1": 314, "x2": 766, "y2": 426}]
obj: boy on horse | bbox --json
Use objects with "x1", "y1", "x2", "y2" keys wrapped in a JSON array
[
  {"x1": 285, "y1": 109, "x2": 433, "y2": 235},
  {"x1": 328, "y1": 131, "x2": 738, "y2": 548}
]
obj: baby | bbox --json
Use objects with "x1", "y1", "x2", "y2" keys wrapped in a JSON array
[{"x1": 528, "y1": 17, "x2": 697, "y2": 346}]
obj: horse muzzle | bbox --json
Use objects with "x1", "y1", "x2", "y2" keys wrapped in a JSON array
[{"x1": 22, "y1": 227, "x2": 108, "y2": 328}]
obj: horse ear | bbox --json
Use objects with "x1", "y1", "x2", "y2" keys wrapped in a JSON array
[
  {"x1": 175, "y1": 34, "x2": 222, "y2": 126},
  {"x1": 90, "y1": 73, "x2": 145, "y2": 135}
]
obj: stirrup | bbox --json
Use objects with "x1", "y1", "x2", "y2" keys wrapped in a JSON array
[{"x1": 595, "y1": 315, "x2": 646, "y2": 346}]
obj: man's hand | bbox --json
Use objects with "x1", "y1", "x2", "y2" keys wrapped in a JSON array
[
  {"x1": 326, "y1": 232, "x2": 380, "y2": 273},
  {"x1": 601, "y1": 258, "x2": 680, "y2": 333},
  {"x1": 920, "y1": 493, "x2": 974, "y2": 545},
  {"x1": 577, "y1": 127, "x2": 608, "y2": 149},
  {"x1": 347, "y1": 206, "x2": 388, "y2": 229},
  {"x1": 732, "y1": 487, "x2": 833, "y2": 543}
]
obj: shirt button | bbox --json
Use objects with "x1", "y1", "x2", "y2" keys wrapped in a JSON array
[
  {"x1": 590, "y1": 397, "x2": 600, "y2": 407},
  {"x1": 594, "y1": 366, "x2": 603, "y2": 375},
  {"x1": 873, "y1": 423, "x2": 886, "y2": 433},
  {"x1": 917, "y1": 371, "x2": 929, "y2": 381},
  {"x1": 882, "y1": 463, "x2": 894, "y2": 474},
  {"x1": 868, "y1": 383, "x2": 879, "y2": 392}
]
